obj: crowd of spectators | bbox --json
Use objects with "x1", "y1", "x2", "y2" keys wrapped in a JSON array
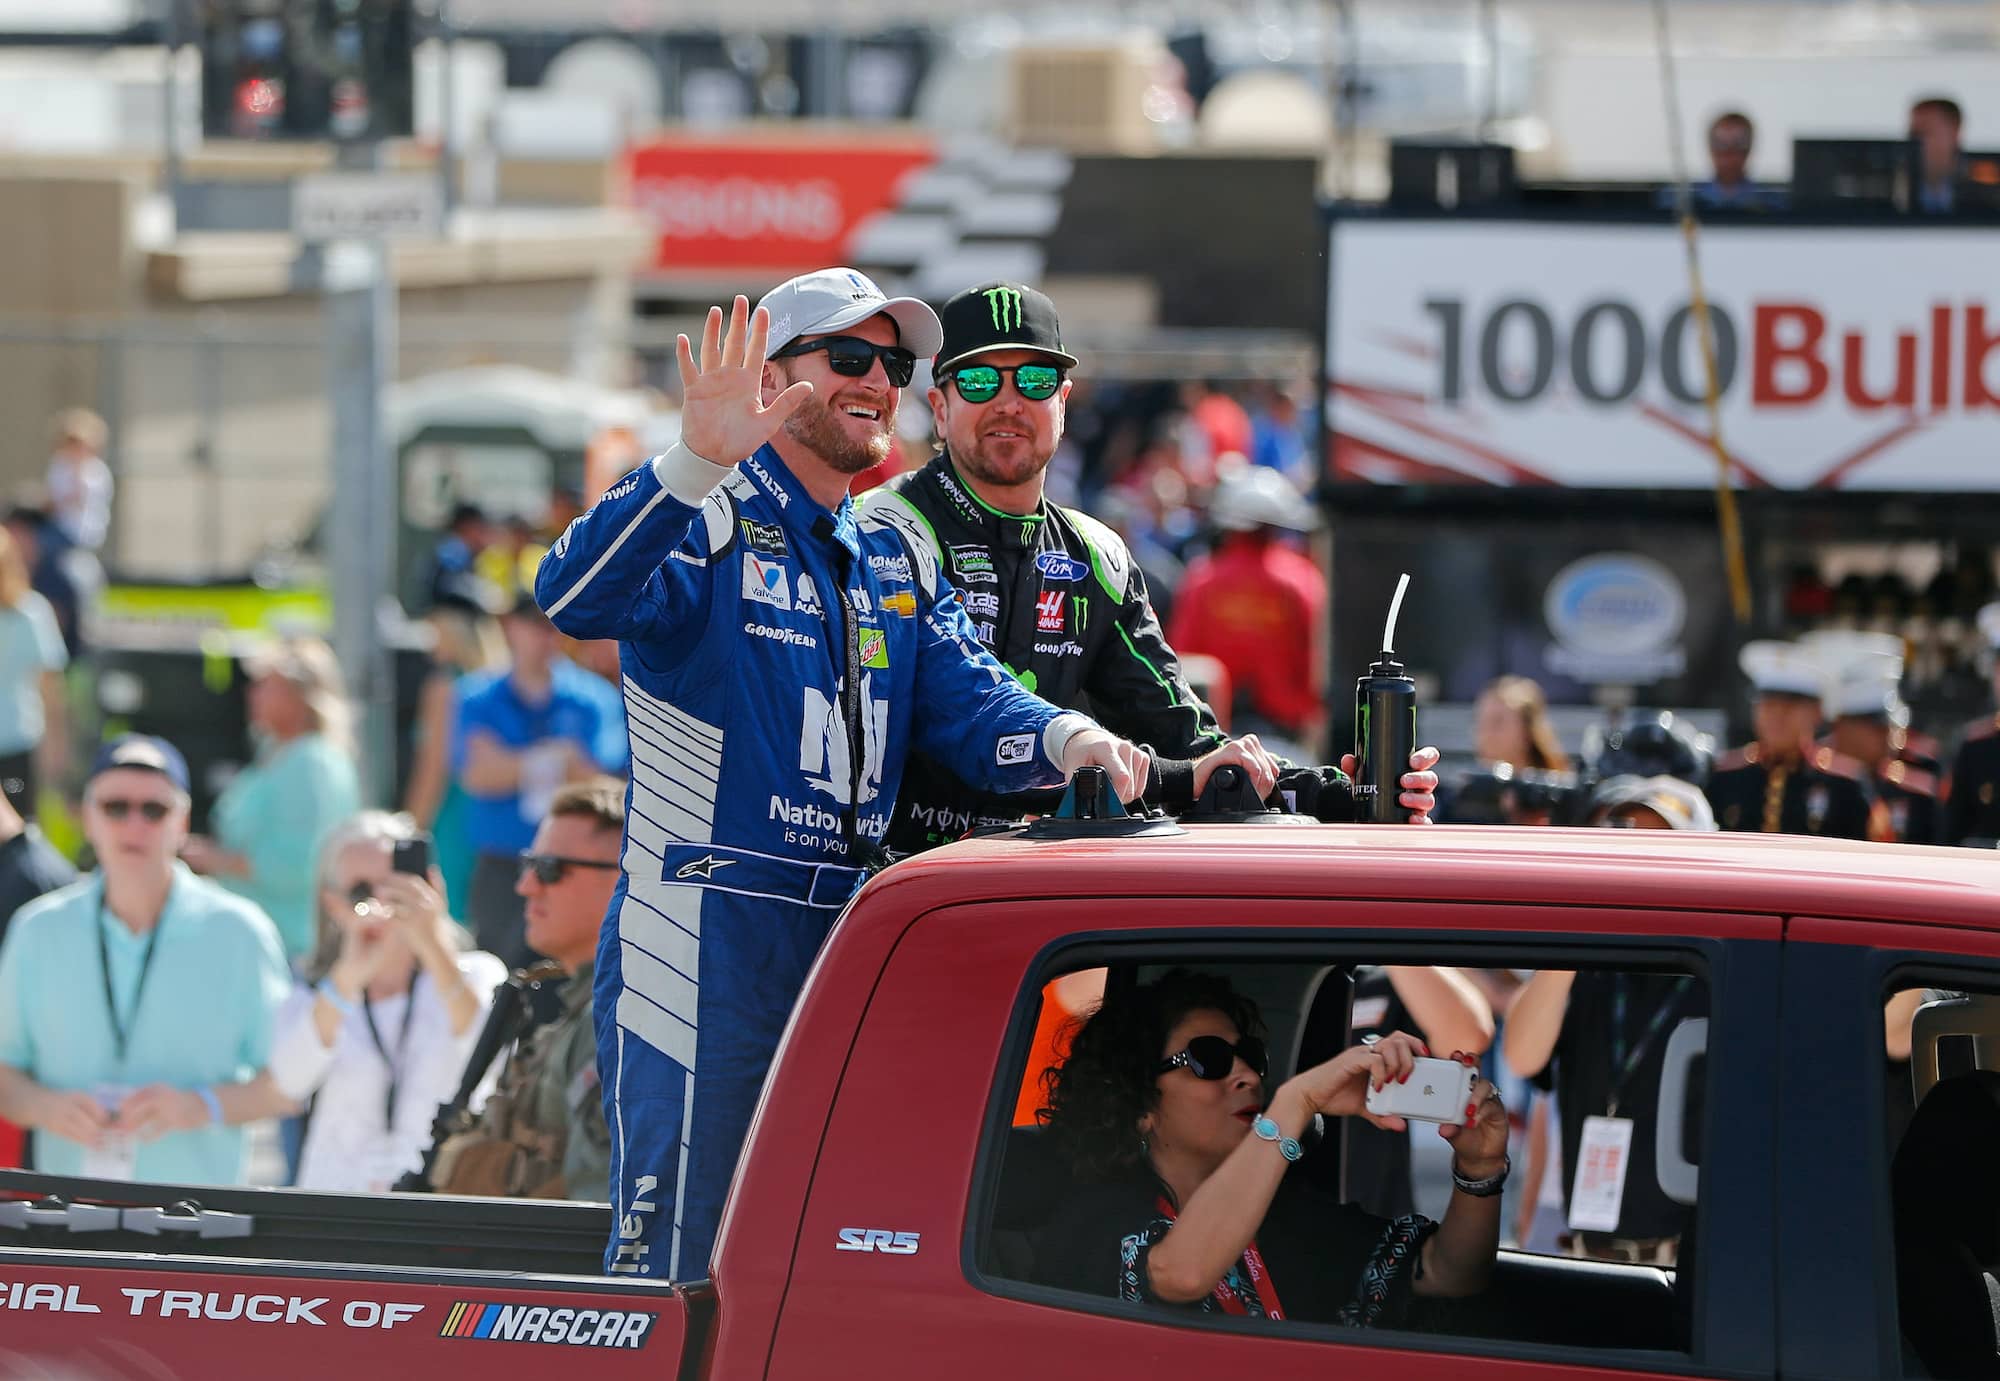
[{"x1": 0, "y1": 404, "x2": 639, "y2": 1194}]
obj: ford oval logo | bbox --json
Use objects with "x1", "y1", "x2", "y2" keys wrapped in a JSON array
[
  {"x1": 1036, "y1": 552, "x2": 1090, "y2": 582},
  {"x1": 1544, "y1": 555, "x2": 1685, "y2": 658}
]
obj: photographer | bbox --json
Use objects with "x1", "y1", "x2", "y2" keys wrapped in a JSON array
[
  {"x1": 268, "y1": 813, "x2": 506, "y2": 1193},
  {"x1": 1034, "y1": 969, "x2": 1504, "y2": 1323},
  {"x1": 429, "y1": 778, "x2": 624, "y2": 1202}
]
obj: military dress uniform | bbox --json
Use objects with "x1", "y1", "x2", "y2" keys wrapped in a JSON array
[
  {"x1": 1943, "y1": 714, "x2": 2000, "y2": 846},
  {"x1": 1875, "y1": 758, "x2": 1942, "y2": 845},
  {"x1": 1806, "y1": 629, "x2": 1936, "y2": 845},
  {"x1": 1941, "y1": 602, "x2": 2000, "y2": 847},
  {"x1": 1706, "y1": 743, "x2": 1879, "y2": 839},
  {"x1": 1708, "y1": 639, "x2": 1882, "y2": 841}
]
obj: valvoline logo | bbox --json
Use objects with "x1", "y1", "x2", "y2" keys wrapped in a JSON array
[{"x1": 1036, "y1": 551, "x2": 1089, "y2": 582}]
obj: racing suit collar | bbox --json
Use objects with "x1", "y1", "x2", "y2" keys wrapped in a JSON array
[
  {"x1": 748, "y1": 443, "x2": 861, "y2": 559},
  {"x1": 930, "y1": 453, "x2": 1044, "y2": 552}
]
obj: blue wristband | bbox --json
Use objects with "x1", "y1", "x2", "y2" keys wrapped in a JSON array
[
  {"x1": 196, "y1": 1087, "x2": 224, "y2": 1126},
  {"x1": 315, "y1": 978, "x2": 359, "y2": 1018}
]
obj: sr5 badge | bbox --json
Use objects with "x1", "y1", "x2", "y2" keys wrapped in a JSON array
[{"x1": 836, "y1": 1228, "x2": 921, "y2": 1255}]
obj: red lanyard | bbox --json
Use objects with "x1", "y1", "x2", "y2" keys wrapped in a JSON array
[{"x1": 1154, "y1": 1196, "x2": 1286, "y2": 1320}]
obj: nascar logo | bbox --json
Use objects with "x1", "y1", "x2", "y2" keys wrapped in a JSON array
[{"x1": 440, "y1": 1299, "x2": 656, "y2": 1350}]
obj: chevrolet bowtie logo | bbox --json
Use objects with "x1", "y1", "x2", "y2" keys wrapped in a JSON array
[{"x1": 675, "y1": 854, "x2": 737, "y2": 880}]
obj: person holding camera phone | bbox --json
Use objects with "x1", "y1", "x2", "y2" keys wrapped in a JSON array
[
  {"x1": 1034, "y1": 969, "x2": 1504, "y2": 1325},
  {"x1": 267, "y1": 814, "x2": 507, "y2": 1192}
]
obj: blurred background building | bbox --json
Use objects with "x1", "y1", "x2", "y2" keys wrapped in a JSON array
[{"x1": 3, "y1": 0, "x2": 1999, "y2": 810}]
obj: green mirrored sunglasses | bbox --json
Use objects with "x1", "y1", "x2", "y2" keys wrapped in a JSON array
[{"x1": 945, "y1": 363, "x2": 1064, "y2": 403}]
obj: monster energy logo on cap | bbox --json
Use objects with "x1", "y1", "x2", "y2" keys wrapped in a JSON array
[
  {"x1": 984, "y1": 286, "x2": 1024, "y2": 331},
  {"x1": 937, "y1": 280, "x2": 1080, "y2": 374}
]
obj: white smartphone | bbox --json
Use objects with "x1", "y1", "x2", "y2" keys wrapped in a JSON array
[{"x1": 1364, "y1": 1056, "x2": 1477, "y2": 1123}]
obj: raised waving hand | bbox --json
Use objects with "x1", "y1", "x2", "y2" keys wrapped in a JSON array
[{"x1": 677, "y1": 295, "x2": 816, "y2": 465}]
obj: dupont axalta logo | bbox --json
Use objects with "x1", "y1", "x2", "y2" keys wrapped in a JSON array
[
  {"x1": 439, "y1": 1300, "x2": 657, "y2": 1350},
  {"x1": 984, "y1": 286, "x2": 1024, "y2": 331}
]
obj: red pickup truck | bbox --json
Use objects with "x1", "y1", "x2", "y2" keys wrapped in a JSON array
[{"x1": 2, "y1": 822, "x2": 1997, "y2": 1380}]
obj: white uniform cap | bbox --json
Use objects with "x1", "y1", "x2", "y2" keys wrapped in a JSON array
[
  {"x1": 1978, "y1": 601, "x2": 2000, "y2": 652},
  {"x1": 1802, "y1": 630, "x2": 1905, "y2": 719},
  {"x1": 755, "y1": 267, "x2": 943, "y2": 360},
  {"x1": 1739, "y1": 639, "x2": 1829, "y2": 700},
  {"x1": 1826, "y1": 654, "x2": 1907, "y2": 719}
]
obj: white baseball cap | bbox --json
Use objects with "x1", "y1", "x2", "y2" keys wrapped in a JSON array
[{"x1": 755, "y1": 267, "x2": 943, "y2": 360}]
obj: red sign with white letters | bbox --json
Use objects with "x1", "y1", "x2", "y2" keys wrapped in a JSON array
[{"x1": 625, "y1": 136, "x2": 937, "y2": 274}]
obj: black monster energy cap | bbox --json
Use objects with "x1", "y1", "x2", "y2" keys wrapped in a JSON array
[{"x1": 933, "y1": 281, "x2": 1080, "y2": 376}]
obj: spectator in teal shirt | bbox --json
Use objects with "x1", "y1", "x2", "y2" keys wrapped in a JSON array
[
  {"x1": 183, "y1": 638, "x2": 361, "y2": 963},
  {"x1": 0, "y1": 736, "x2": 291, "y2": 1186}
]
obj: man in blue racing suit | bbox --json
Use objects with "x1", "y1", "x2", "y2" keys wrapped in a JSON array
[{"x1": 534, "y1": 271, "x2": 1149, "y2": 1281}]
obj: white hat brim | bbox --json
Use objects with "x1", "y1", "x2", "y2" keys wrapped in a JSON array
[{"x1": 801, "y1": 296, "x2": 943, "y2": 358}]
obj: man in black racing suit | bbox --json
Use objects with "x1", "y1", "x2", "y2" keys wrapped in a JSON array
[{"x1": 859, "y1": 281, "x2": 1439, "y2": 855}]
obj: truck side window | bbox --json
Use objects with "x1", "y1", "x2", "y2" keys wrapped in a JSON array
[
  {"x1": 980, "y1": 952, "x2": 1713, "y2": 1363},
  {"x1": 1888, "y1": 980, "x2": 2000, "y2": 1379}
]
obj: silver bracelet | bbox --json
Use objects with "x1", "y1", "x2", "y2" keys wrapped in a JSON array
[
  {"x1": 1250, "y1": 1115, "x2": 1304, "y2": 1162},
  {"x1": 1451, "y1": 1154, "x2": 1511, "y2": 1198}
]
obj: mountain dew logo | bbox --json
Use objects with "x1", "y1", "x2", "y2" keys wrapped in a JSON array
[
  {"x1": 859, "y1": 627, "x2": 889, "y2": 670},
  {"x1": 984, "y1": 286, "x2": 1024, "y2": 331}
]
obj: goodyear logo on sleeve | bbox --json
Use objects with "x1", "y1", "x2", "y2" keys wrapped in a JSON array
[{"x1": 440, "y1": 1300, "x2": 656, "y2": 1350}]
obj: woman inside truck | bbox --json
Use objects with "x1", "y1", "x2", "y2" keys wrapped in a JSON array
[{"x1": 1033, "y1": 969, "x2": 1506, "y2": 1326}]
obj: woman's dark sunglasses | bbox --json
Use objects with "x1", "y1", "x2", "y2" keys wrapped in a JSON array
[
  {"x1": 517, "y1": 852, "x2": 620, "y2": 885},
  {"x1": 772, "y1": 335, "x2": 916, "y2": 387},
  {"x1": 1157, "y1": 1034, "x2": 1268, "y2": 1081},
  {"x1": 98, "y1": 798, "x2": 172, "y2": 823},
  {"x1": 943, "y1": 363, "x2": 1064, "y2": 404}
]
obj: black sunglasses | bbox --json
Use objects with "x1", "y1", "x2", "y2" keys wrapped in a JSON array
[
  {"x1": 772, "y1": 335, "x2": 916, "y2": 388},
  {"x1": 1157, "y1": 1034, "x2": 1268, "y2": 1082},
  {"x1": 518, "y1": 852, "x2": 620, "y2": 885},
  {"x1": 943, "y1": 362, "x2": 1064, "y2": 404},
  {"x1": 98, "y1": 798, "x2": 172, "y2": 823}
]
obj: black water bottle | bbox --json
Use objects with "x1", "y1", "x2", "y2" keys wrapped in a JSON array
[{"x1": 1354, "y1": 574, "x2": 1417, "y2": 824}]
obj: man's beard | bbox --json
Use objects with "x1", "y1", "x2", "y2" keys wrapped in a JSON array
[
  {"x1": 783, "y1": 393, "x2": 894, "y2": 475},
  {"x1": 950, "y1": 424, "x2": 1059, "y2": 489}
]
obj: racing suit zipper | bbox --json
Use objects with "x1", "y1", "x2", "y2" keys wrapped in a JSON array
[{"x1": 827, "y1": 542, "x2": 884, "y2": 873}]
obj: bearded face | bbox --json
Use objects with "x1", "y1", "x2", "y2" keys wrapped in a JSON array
[{"x1": 780, "y1": 380, "x2": 896, "y2": 475}]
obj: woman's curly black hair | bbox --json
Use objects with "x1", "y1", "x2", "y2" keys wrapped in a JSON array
[{"x1": 1037, "y1": 968, "x2": 1266, "y2": 1185}]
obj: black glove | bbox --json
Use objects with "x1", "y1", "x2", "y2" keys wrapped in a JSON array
[{"x1": 1275, "y1": 765, "x2": 1358, "y2": 822}]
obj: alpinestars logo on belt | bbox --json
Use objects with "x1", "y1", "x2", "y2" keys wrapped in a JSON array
[{"x1": 984, "y1": 286, "x2": 1023, "y2": 331}]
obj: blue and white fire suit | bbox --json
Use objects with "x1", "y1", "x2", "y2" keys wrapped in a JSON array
[{"x1": 535, "y1": 441, "x2": 1089, "y2": 1281}]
